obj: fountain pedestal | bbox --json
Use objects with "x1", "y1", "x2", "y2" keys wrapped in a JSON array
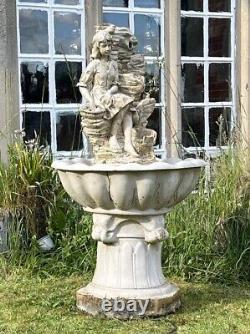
[
  {"x1": 52, "y1": 158, "x2": 205, "y2": 318},
  {"x1": 76, "y1": 214, "x2": 180, "y2": 318}
]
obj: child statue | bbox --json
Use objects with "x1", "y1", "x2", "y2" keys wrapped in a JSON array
[{"x1": 78, "y1": 25, "x2": 157, "y2": 163}]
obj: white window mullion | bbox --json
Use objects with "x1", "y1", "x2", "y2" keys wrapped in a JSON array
[
  {"x1": 49, "y1": 3, "x2": 57, "y2": 155},
  {"x1": 204, "y1": 0, "x2": 209, "y2": 150}
]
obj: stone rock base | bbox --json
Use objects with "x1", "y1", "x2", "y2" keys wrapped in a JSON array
[{"x1": 76, "y1": 283, "x2": 181, "y2": 319}]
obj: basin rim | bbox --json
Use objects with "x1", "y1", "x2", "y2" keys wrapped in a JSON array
[{"x1": 52, "y1": 158, "x2": 206, "y2": 172}]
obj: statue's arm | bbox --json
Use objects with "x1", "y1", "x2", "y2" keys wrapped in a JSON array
[
  {"x1": 78, "y1": 87, "x2": 95, "y2": 108},
  {"x1": 77, "y1": 61, "x2": 96, "y2": 108}
]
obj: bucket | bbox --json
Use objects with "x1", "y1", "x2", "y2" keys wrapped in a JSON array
[{"x1": 38, "y1": 235, "x2": 55, "y2": 252}]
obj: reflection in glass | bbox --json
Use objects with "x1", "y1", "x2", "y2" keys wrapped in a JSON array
[
  {"x1": 54, "y1": 0, "x2": 79, "y2": 4},
  {"x1": 134, "y1": 0, "x2": 160, "y2": 8},
  {"x1": 103, "y1": 0, "x2": 128, "y2": 6},
  {"x1": 181, "y1": 17, "x2": 203, "y2": 56},
  {"x1": 135, "y1": 15, "x2": 160, "y2": 56},
  {"x1": 209, "y1": 108, "x2": 231, "y2": 146},
  {"x1": 56, "y1": 113, "x2": 83, "y2": 151},
  {"x1": 209, "y1": 63, "x2": 231, "y2": 102},
  {"x1": 22, "y1": 111, "x2": 51, "y2": 146},
  {"x1": 55, "y1": 62, "x2": 82, "y2": 104},
  {"x1": 182, "y1": 108, "x2": 205, "y2": 147},
  {"x1": 181, "y1": 63, "x2": 204, "y2": 103},
  {"x1": 19, "y1": 9, "x2": 48, "y2": 54},
  {"x1": 103, "y1": 13, "x2": 129, "y2": 28},
  {"x1": 181, "y1": 0, "x2": 203, "y2": 11},
  {"x1": 21, "y1": 62, "x2": 49, "y2": 104},
  {"x1": 54, "y1": 12, "x2": 81, "y2": 55},
  {"x1": 145, "y1": 63, "x2": 160, "y2": 103},
  {"x1": 147, "y1": 108, "x2": 161, "y2": 147},
  {"x1": 209, "y1": 0, "x2": 230, "y2": 12},
  {"x1": 19, "y1": 0, "x2": 47, "y2": 2},
  {"x1": 209, "y1": 19, "x2": 230, "y2": 57}
]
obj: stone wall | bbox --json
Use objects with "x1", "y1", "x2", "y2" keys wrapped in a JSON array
[
  {"x1": 0, "y1": 0, "x2": 20, "y2": 163},
  {"x1": 236, "y1": 0, "x2": 250, "y2": 155}
]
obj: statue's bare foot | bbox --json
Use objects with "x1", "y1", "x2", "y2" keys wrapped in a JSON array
[
  {"x1": 124, "y1": 144, "x2": 139, "y2": 157},
  {"x1": 109, "y1": 135, "x2": 122, "y2": 151}
]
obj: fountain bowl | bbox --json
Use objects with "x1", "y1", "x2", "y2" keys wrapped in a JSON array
[{"x1": 52, "y1": 157, "x2": 206, "y2": 216}]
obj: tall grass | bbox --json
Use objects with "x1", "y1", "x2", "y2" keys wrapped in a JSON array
[
  {"x1": 0, "y1": 141, "x2": 96, "y2": 277},
  {"x1": 0, "y1": 142, "x2": 249, "y2": 282},
  {"x1": 164, "y1": 147, "x2": 250, "y2": 283}
]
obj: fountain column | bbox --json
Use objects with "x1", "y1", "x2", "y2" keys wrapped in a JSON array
[{"x1": 76, "y1": 213, "x2": 181, "y2": 318}]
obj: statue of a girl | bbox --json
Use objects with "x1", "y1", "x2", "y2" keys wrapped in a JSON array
[{"x1": 77, "y1": 28, "x2": 138, "y2": 157}]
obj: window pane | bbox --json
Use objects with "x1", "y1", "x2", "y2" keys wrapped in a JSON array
[
  {"x1": 209, "y1": 19, "x2": 230, "y2": 57},
  {"x1": 181, "y1": 17, "x2": 203, "y2": 56},
  {"x1": 22, "y1": 111, "x2": 51, "y2": 146},
  {"x1": 181, "y1": 63, "x2": 204, "y2": 103},
  {"x1": 181, "y1": 0, "x2": 203, "y2": 11},
  {"x1": 209, "y1": 108, "x2": 231, "y2": 146},
  {"x1": 19, "y1": 0, "x2": 47, "y2": 2},
  {"x1": 145, "y1": 63, "x2": 161, "y2": 103},
  {"x1": 147, "y1": 108, "x2": 162, "y2": 147},
  {"x1": 134, "y1": 0, "x2": 160, "y2": 8},
  {"x1": 182, "y1": 108, "x2": 205, "y2": 147},
  {"x1": 19, "y1": 9, "x2": 48, "y2": 54},
  {"x1": 55, "y1": 62, "x2": 82, "y2": 104},
  {"x1": 134, "y1": 14, "x2": 161, "y2": 56},
  {"x1": 54, "y1": 12, "x2": 81, "y2": 55},
  {"x1": 54, "y1": 0, "x2": 80, "y2": 4},
  {"x1": 209, "y1": 0, "x2": 231, "y2": 12},
  {"x1": 209, "y1": 63, "x2": 231, "y2": 102},
  {"x1": 21, "y1": 62, "x2": 49, "y2": 104},
  {"x1": 103, "y1": 0, "x2": 128, "y2": 6},
  {"x1": 56, "y1": 114, "x2": 83, "y2": 151},
  {"x1": 103, "y1": 13, "x2": 129, "y2": 28}
]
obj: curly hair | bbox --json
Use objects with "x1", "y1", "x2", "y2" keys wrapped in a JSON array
[{"x1": 90, "y1": 30, "x2": 113, "y2": 59}]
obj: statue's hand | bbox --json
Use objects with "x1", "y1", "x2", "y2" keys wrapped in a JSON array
[{"x1": 86, "y1": 100, "x2": 95, "y2": 110}]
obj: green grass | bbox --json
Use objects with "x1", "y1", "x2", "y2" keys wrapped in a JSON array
[
  {"x1": 0, "y1": 271, "x2": 249, "y2": 334},
  {"x1": 0, "y1": 142, "x2": 249, "y2": 283}
]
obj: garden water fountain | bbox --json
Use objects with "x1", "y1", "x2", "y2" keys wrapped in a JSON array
[{"x1": 52, "y1": 25, "x2": 205, "y2": 318}]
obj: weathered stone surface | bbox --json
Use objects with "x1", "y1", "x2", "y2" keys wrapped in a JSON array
[
  {"x1": 77, "y1": 25, "x2": 155, "y2": 163},
  {"x1": 53, "y1": 158, "x2": 205, "y2": 215},
  {"x1": 76, "y1": 285, "x2": 181, "y2": 319}
]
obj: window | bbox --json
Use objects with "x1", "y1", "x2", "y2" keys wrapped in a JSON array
[
  {"x1": 103, "y1": 0, "x2": 165, "y2": 157},
  {"x1": 181, "y1": 0, "x2": 235, "y2": 155},
  {"x1": 17, "y1": 0, "x2": 86, "y2": 156}
]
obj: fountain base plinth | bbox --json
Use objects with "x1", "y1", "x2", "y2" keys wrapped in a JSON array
[{"x1": 76, "y1": 283, "x2": 181, "y2": 319}]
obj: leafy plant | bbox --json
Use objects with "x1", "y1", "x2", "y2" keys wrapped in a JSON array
[{"x1": 0, "y1": 141, "x2": 58, "y2": 238}]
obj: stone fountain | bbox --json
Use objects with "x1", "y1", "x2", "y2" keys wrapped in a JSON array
[{"x1": 52, "y1": 25, "x2": 205, "y2": 318}]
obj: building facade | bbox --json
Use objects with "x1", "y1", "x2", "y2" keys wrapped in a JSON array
[{"x1": 0, "y1": 0, "x2": 249, "y2": 163}]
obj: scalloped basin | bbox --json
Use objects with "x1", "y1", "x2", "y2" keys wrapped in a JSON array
[{"x1": 52, "y1": 158, "x2": 206, "y2": 216}]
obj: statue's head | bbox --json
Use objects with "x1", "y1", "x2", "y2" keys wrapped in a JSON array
[{"x1": 91, "y1": 29, "x2": 113, "y2": 59}]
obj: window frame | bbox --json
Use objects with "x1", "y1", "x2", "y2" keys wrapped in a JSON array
[
  {"x1": 181, "y1": 0, "x2": 236, "y2": 156},
  {"x1": 16, "y1": 0, "x2": 88, "y2": 157}
]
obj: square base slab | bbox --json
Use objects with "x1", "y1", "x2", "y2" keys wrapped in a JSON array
[{"x1": 76, "y1": 283, "x2": 181, "y2": 319}]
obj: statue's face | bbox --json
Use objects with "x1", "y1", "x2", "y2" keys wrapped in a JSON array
[{"x1": 99, "y1": 40, "x2": 112, "y2": 56}]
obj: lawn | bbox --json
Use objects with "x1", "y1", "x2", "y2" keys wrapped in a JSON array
[{"x1": 0, "y1": 272, "x2": 249, "y2": 334}]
